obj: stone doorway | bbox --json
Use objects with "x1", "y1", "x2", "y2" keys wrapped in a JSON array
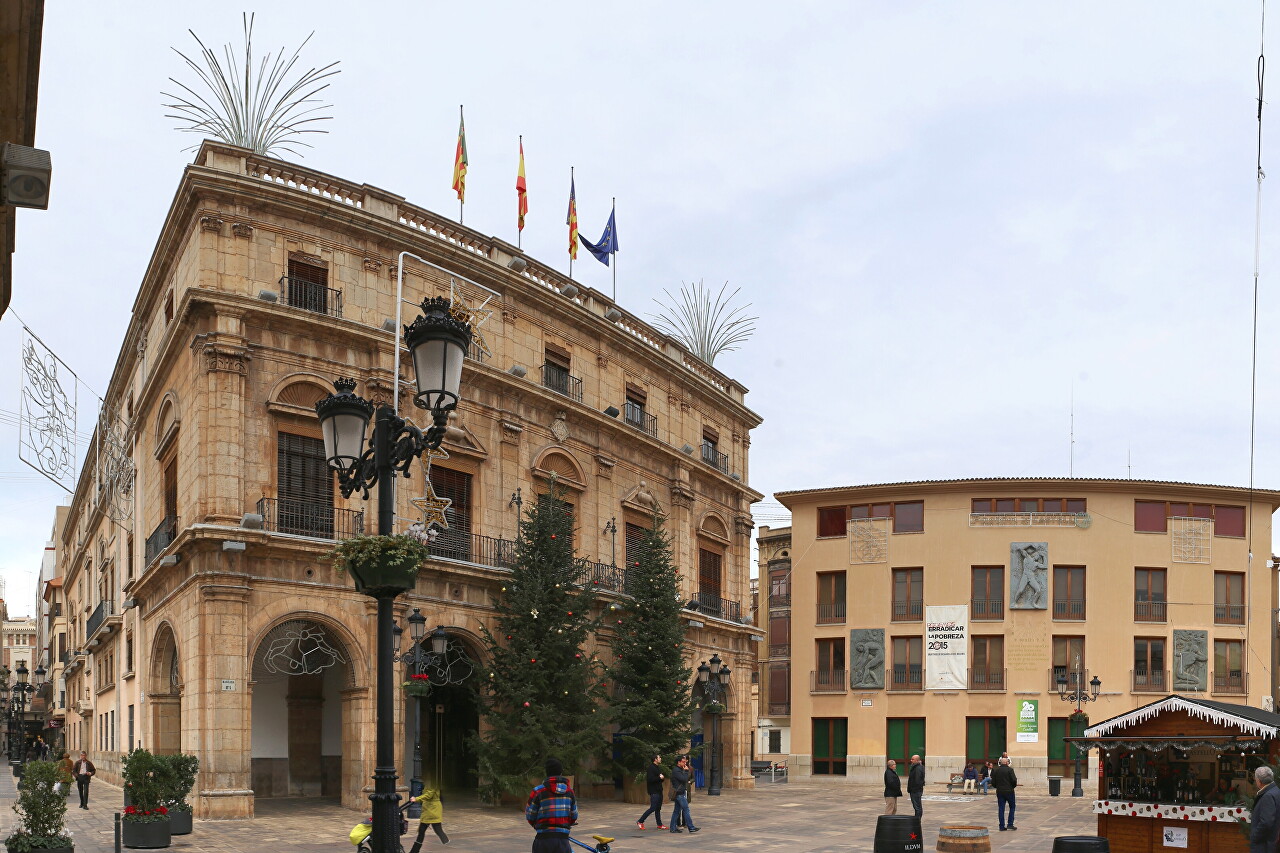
[
  {"x1": 250, "y1": 619, "x2": 353, "y2": 799},
  {"x1": 403, "y1": 632, "x2": 479, "y2": 795},
  {"x1": 148, "y1": 623, "x2": 182, "y2": 754}
]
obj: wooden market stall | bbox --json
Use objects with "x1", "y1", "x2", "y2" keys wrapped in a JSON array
[{"x1": 1070, "y1": 696, "x2": 1280, "y2": 853}]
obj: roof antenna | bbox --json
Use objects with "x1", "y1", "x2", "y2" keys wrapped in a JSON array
[{"x1": 1069, "y1": 382, "x2": 1075, "y2": 477}]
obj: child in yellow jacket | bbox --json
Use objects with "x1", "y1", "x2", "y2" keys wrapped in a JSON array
[{"x1": 408, "y1": 789, "x2": 449, "y2": 849}]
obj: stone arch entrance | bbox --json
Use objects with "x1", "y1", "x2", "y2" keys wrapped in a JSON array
[
  {"x1": 403, "y1": 629, "x2": 480, "y2": 795},
  {"x1": 250, "y1": 618, "x2": 354, "y2": 800},
  {"x1": 148, "y1": 623, "x2": 182, "y2": 754}
]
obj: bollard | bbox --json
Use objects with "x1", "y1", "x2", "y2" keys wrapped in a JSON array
[{"x1": 115, "y1": 811, "x2": 121, "y2": 853}]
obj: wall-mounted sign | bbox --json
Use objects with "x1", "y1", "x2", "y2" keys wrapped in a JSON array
[
  {"x1": 221, "y1": 679, "x2": 236, "y2": 692},
  {"x1": 1016, "y1": 699, "x2": 1039, "y2": 743},
  {"x1": 1163, "y1": 827, "x2": 1187, "y2": 848},
  {"x1": 862, "y1": 699, "x2": 873, "y2": 707},
  {"x1": 925, "y1": 605, "x2": 968, "y2": 690}
]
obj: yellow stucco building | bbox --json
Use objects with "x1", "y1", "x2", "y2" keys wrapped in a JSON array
[
  {"x1": 53, "y1": 140, "x2": 762, "y2": 816},
  {"x1": 771, "y1": 478, "x2": 1280, "y2": 787}
]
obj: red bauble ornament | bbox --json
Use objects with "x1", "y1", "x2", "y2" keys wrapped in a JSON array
[
  {"x1": 551, "y1": 535, "x2": 557, "y2": 539},
  {"x1": 531, "y1": 659, "x2": 537, "y2": 663},
  {"x1": 524, "y1": 702, "x2": 530, "y2": 707}
]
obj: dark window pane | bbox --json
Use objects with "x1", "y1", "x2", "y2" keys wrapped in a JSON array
[
  {"x1": 818, "y1": 506, "x2": 847, "y2": 537},
  {"x1": 1215, "y1": 505, "x2": 1246, "y2": 537},
  {"x1": 1168, "y1": 503, "x2": 1189, "y2": 518},
  {"x1": 1134, "y1": 501, "x2": 1167, "y2": 533},
  {"x1": 1018, "y1": 499, "x2": 1039, "y2": 512},
  {"x1": 995, "y1": 499, "x2": 1016, "y2": 513},
  {"x1": 849, "y1": 505, "x2": 870, "y2": 519},
  {"x1": 1042, "y1": 499, "x2": 1064, "y2": 512},
  {"x1": 972, "y1": 499, "x2": 992, "y2": 513},
  {"x1": 894, "y1": 501, "x2": 924, "y2": 532},
  {"x1": 1065, "y1": 499, "x2": 1086, "y2": 514},
  {"x1": 1191, "y1": 504, "x2": 1213, "y2": 519},
  {"x1": 871, "y1": 503, "x2": 892, "y2": 518}
]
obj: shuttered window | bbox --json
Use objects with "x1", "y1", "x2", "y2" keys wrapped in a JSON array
[
  {"x1": 624, "y1": 522, "x2": 649, "y2": 568},
  {"x1": 429, "y1": 467, "x2": 472, "y2": 558},
  {"x1": 699, "y1": 548, "x2": 722, "y2": 600},
  {"x1": 277, "y1": 432, "x2": 333, "y2": 537}
]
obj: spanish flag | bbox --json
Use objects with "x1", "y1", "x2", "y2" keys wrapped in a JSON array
[
  {"x1": 566, "y1": 170, "x2": 578, "y2": 260},
  {"x1": 452, "y1": 108, "x2": 468, "y2": 202},
  {"x1": 517, "y1": 137, "x2": 528, "y2": 232}
]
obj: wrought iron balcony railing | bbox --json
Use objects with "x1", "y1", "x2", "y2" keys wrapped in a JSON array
[
  {"x1": 891, "y1": 600, "x2": 923, "y2": 621},
  {"x1": 1132, "y1": 668, "x2": 1168, "y2": 693},
  {"x1": 145, "y1": 515, "x2": 179, "y2": 565},
  {"x1": 541, "y1": 364, "x2": 584, "y2": 402},
  {"x1": 768, "y1": 593, "x2": 791, "y2": 607},
  {"x1": 691, "y1": 591, "x2": 742, "y2": 622},
  {"x1": 624, "y1": 401, "x2": 658, "y2": 436},
  {"x1": 1212, "y1": 671, "x2": 1248, "y2": 694},
  {"x1": 810, "y1": 670, "x2": 847, "y2": 693},
  {"x1": 1134, "y1": 601, "x2": 1167, "y2": 622},
  {"x1": 971, "y1": 598, "x2": 1004, "y2": 620},
  {"x1": 1053, "y1": 598, "x2": 1086, "y2": 620},
  {"x1": 86, "y1": 600, "x2": 115, "y2": 640},
  {"x1": 816, "y1": 602, "x2": 846, "y2": 624},
  {"x1": 1214, "y1": 604, "x2": 1246, "y2": 625},
  {"x1": 279, "y1": 275, "x2": 343, "y2": 318},
  {"x1": 888, "y1": 666, "x2": 924, "y2": 691},
  {"x1": 769, "y1": 644, "x2": 791, "y2": 658},
  {"x1": 968, "y1": 667, "x2": 1006, "y2": 691},
  {"x1": 1050, "y1": 667, "x2": 1088, "y2": 693},
  {"x1": 257, "y1": 497, "x2": 365, "y2": 541},
  {"x1": 767, "y1": 702, "x2": 791, "y2": 716},
  {"x1": 701, "y1": 443, "x2": 729, "y2": 473}
]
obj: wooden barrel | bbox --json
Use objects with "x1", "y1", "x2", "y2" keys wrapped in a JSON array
[
  {"x1": 875, "y1": 815, "x2": 924, "y2": 853},
  {"x1": 1051, "y1": 837, "x2": 1110, "y2": 853},
  {"x1": 937, "y1": 824, "x2": 991, "y2": 853}
]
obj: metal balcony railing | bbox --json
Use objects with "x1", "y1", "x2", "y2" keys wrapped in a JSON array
[
  {"x1": 1134, "y1": 601, "x2": 1167, "y2": 622},
  {"x1": 541, "y1": 364, "x2": 584, "y2": 402},
  {"x1": 1053, "y1": 598, "x2": 1086, "y2": 620},
  {"x1": 86, "y1": 600, "x2": 115, "y2": 640},
  {"x1": 1213, "y1": 671, "x2": 1248, "y2": 694},
  {"x1": 767, "y1": 702, "x2": 791, "y2": 716},
  {"x1": 1050, "y1": 668, "x2": 1088, "y2": 693},
  {"x1": 769, "y1": 644, "x2": 791, "y2": 658},
  {"x1": 810, "y1": 670, "x2": 847, "y2": 693},
  {"x1": 257, "y1": 497, "x2": 365, "y2": 541},
  {"x1": 769, "y1": 593, "x2": 791, "y2": 607},
  {"x1": 970, "y1": 598, "x2": 1004, "y2": 620},
  {"x1": 279, "y1": 275, "x2": 343, "y2": 318},
  {"x1": 429, "y1": 531, "x2": 519, "y2": 570},
  {"x1": 888, "y1": 666, "x2": 924, "y2": 691},
  {"x1": 891, "y1": 600, "x2": 923, "y2": 621},
  {"x1": 1214, "y1": 604, "x2": 1246, "y2": 625},
  {"x1": 701, "y1": 443, "x2": 729, "y2": 473},
  {"x1": 967, "y1": 667, "x2": 1006, "y2": 691},
  {"x1": 691, "y1": 591, "x2": 742, "y2": 622},
  {"x1": 145, "y1": 515, "x2": 179, "y2": 565},
  {"x1": 580, "y1": 560, "x2": 627, "y2": 593},
  {"x1": 624, "y1": 401, "x2": 657, "y2": 437},
  {"x1": 816, "y1": 602, "x2": 846, "y2": 624},
  {"x1": 467, "y1": 340, "x2": 488, "y2": 363},
  {"x1": 1132, "y1": 668, "x2": 1168, "y2": 693}
]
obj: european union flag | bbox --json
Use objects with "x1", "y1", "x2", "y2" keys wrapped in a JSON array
[{"x1": 579, "y1": 207, "x2": 618, "y2": 266}]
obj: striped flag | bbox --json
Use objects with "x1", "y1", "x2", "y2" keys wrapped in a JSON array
[
  {"x1": 452, "y1": 108, "x2": 468, "y2": 202},
  {"x1": 517, "y1": 137, "x2": 528, "y2": 232},
  {"x1": 566, "y1": 171, "x2": 579, "y2": 260}
]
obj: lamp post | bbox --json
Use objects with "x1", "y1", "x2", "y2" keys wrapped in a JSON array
[
  {"x1": 698, "y1": 654, "x2": 732, "y2": 796},
  {"x1": 1056, "y1": 671, "x2": 1101, "y2": 798},
  {"x1": 315, "y1": 296, "x2": 471, "y2": 853},
  {"x1": 11, "y1": 662, "x2": 31, "y2": 762}
]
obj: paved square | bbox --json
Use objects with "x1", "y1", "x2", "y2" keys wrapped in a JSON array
[{"x1": 0, "y1": 771, "x2": 1101, "y2": 852}]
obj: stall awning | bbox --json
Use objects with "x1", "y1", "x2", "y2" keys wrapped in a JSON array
[{"x1": 1082, "y1": 695, "x2": 1280, "y2": 739}]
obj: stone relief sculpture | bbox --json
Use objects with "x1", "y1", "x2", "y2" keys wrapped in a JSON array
[
  {"x1": 1173, "y1": 630, "x2": 1209, "y2": 692},
  {"x1": 1009, "y1": 542, "x2": 1048, "y2": 609},
  {"x1": 850, "y1": 628, "x2": 886, "y2": 689}
]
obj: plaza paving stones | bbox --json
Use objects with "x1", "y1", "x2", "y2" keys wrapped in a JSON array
[{"x1": 0, "y1": 769, "x2": 1102, "y2": 852}]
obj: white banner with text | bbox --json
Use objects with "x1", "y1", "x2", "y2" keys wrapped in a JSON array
[{"x1": 925, "y1": 605, "x2": 969, "y2": 690}]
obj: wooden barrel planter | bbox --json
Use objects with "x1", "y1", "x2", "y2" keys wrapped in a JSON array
[{"x1": 937, "y1": 825, "x2": 992, "y2": 853}]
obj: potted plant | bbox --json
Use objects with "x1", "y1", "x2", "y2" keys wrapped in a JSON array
[
  {"x1": 327, "y1": 534, "x2": 433, "y2": 596},
  {"x1": 402, "y1": 673, "x2": 432, "y2": 698},
  {"x1": 4, "y1": 759, "x2": 73, "y2": 853},
  {"x1": 155, "y1": 754, "x2": 198, "y2": 836},
  {"x1": 120, "y1": 749, "x2": 170, "y2": 849}
]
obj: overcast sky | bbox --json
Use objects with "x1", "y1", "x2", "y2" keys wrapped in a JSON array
[{"x1": 1, "y1": 3, "x2": 1277, "y2": 616}]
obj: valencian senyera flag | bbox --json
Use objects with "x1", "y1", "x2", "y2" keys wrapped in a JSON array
[
  {"x1": 566, "y1": 173, "x2": 579, "y2": 260},
  {"x1": 452, "y1": 109, "x2": 468, "y2": 202},
  {"x1": 579, "y1": 205, "x2": 618, "y2": 266},
  {"x1": 517, "y1": 138, "x2": 528, "y2": 231}
]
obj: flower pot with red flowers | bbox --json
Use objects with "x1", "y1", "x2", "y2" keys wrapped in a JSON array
[
  {"x1": 402, "y1": 673, "x2": 432, "y2": 698},
  {"x1": 120, "y1": 749, "x2": 171, "y2": 849},
  {"x1": 154, "y1": 754, "x2": 198, "y2": 836}
]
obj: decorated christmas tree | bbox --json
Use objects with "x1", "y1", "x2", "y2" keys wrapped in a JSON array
[
  {"x1": 473, "y1": 484, "x2": 608, "y2": 800},
  {"x1": 607, "y1": 510, "x2": 695, "y2": 779}
]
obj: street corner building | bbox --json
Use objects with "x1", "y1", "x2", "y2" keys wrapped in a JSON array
[
  {"x1": 760, "y1": 478, "x2": 1280, "y2": 788},
  {"x1": 39, "y1": 141, "x2": 763, "y2": 818}
]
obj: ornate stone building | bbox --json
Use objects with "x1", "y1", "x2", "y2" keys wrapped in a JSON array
[
  {"x1": 775, "y1": 478, "x2": 1280, "y2": 786},
  {"x1": 56, "y1": 141, "x2": 762, "y2": 817}
]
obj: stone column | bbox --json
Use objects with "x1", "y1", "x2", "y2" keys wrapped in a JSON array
[
  {"x1": 190, "y1": 307, "x2": 249, "y2": 525},
  {"x1": 341, "y1": 686, "x2": 370, "y2": 811}
]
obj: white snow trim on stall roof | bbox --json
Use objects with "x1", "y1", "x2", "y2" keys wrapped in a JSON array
[{"x1": 1083, "y1": 696, "x2": 1279, "y2": 739}]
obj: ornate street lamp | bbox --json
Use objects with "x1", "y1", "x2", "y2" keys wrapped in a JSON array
[
  {"x1": 315, "y1": 296, "x2": 471, "y2": 853},
  {"x1": 699, "y1": 654, "x2": 732, "y2": 796},
  {"x1": 1056, "y1": 671, "x2": 1101, "y2": 797}
]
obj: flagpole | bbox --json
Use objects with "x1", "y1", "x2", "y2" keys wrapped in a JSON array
[{"x1": 611, "y1": 198, "x2": 617, "y2": 302}]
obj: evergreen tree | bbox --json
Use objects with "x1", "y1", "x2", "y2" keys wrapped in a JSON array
[
  {"x1": 473, "y1": 485, "x2": 608, "y2": 800},
  {"x1": 607, "y1": 510, "x2": 695, "y2": 780}
]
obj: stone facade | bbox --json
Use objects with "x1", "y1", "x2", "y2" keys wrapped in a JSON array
[{"x1": 54, "y1": 141, "x2": 763, "y2": 817}]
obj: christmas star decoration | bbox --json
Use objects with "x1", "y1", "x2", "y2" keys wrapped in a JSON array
[
  {"x1": 448, "y1": 284, "x2": 495, "y2": 359},
  {"x1": 410, "y1": 480, "x2": 452, "y2": 530}
]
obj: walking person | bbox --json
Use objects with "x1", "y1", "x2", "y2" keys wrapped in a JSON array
[
  {"x1": 992, "y1": 756, "x2": 1018, "y2": 831},
  {"x1": 1249, "y1": 766, "x2": 1280, "y2": 853},
  {"x1": 883, "y1": 759, "x2": 902, "y2": 814},
  {"x1": 668, "y1": 754, "x2": 700, "y2": 834},
  {"x1": 907, "y1": 754, "x2": 925, "y2": 818},
  {"x1": 407, "y1": 788, "x2": 449, "y2": 849},
  {"x1": 525, "y1": 757, "x2": 577, "y2": 853},
  {"x1": 55, "y1": 752, "x2": 73, "y2": 797},
  {"x1": 73, "y1": 751, "x2": 96, "y2": 810},
  {"x1": 636, "y1": 754, "x2": 667, "y2": 830}
]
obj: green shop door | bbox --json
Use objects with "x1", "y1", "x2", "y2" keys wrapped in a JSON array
[{"x1": 812, "y1": 718, "x2": 847, "y2": 775}]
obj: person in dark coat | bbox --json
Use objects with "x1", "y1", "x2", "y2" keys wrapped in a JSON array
[
  {"x1": 636, "y1": 754, "x2": 667, "y2": 830},
  {"x1": 1250, "y1": 765, "x2": 1280, "y2": 853},
  {"x1": 668, "y1": 755, "x2": 699, "y2": 834},
  {"x1": 907, "y1": 754, "x2": 925, "y2": 818},
  {"x1": 73, "y1": 751, "x2": 96, "y2": 810},
  {"x1": 884, "y1": 759, "x2": 902, "y2": 814},
  {"x1": 992, "y1": 757, "x2": 1018, "y2": 831}
]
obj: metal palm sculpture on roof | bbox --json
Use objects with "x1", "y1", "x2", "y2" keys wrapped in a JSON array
[{"x1": 649, "y1": 279, "x2": 757, "y2": 367}]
